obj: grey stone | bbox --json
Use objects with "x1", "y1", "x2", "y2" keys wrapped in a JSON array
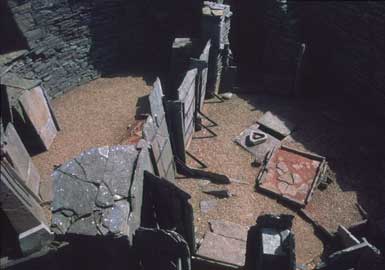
[
  {"x1": 18, "y1": 223, "x2": 53, "y2": 256},
  {"x1": 1, "y1": 72, "x2": 41, "y2": 90},
  {"x1": 257, "y1": 111, "x2": 295, "y2": 137},
  {"x1": 234, "y1": 124, "x2": 282, "y2": 165},
  {"x1": 51, "y1": 212, "x2": 71, "y2": 234},
  {"x1": 102, "y1": 200, "x2": 130, "y2": 235},
  {"x1": 261, "y1": 228, "x2": 290, "y2": 255},
  {"x1": 103, "y1": 145, "x2": 138, "y2": 197},
  {"x1": 3, "y1": 123, "x2": 41, "y2": 196},
  {"x1": 57, "y1": 159, "x2": 86, "y2": 180},
  {"x1": 200, "y1": 200, "x2": 218, "y2": 213},
  {"x1": 52, "y1": 171, "x2": 98, "y2": 216},
  {"x1": 95, "y1": 184, "x2": 114, "y2": 208},
  {"x1": 209, "y1": 220, "x2": 249, "y2": 241},
  {"x1": 75, "y1": 147, "x2": 109, "y2": 184},
  {"x1": 67, "y1": 215, "x2": 98, "y2": 236}
]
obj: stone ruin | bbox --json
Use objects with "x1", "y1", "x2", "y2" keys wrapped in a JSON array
[{"x1": 1, "y1": 1, "x2": 385, "y2": 270}]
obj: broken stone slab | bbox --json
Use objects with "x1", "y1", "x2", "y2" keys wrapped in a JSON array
[
  {"x1": 67, "y1": 215, "x2": 98, "y2": 236},
  {"x1": 257, "y1": 145, "x2": 327, "y2": 207},
  {"x1": 51, "y1": 212, "x2": 72, "y2": 234},
  {"x1": 52, "y1": 170, "x2": 98, "y2": 216},
  {"x1": 209, "y1": 220, "x2": 249, "y2": 241},
  {"x1": 95, "y1": 184, "x2": 114, "y2": 208},
  {"x1": 196, "y1": 231, "x2": 246, "y2": 267},
  {"x1": 202, "y1": 187, "x2": 232, "y2": 198},
  {"x1": 200, "y1": 200, "x2": 218, "y2": 213},
  {"x1": 102, "y1": 200, "x2": 130, "y2": 235},
  {"x1": 75, "y1": 147, "x2": 109, "y2": 184},
  {"x1": 337, "y1": 225, "x2": 361, "y2": 248},
  {"x1": 257, "y1": 111, "x2": 295, "y2": 137},
  {"x1": 103, "y1": 145, "x2": 138, "y2": 197}
]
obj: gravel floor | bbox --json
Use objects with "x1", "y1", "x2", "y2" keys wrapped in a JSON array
[
  {"x1": 32, "y1": 75, "x2": 152, "y2": 183},
  {"x1": 31, "y1": 77, "x2": 385, "y2": 269},
  {"x1": 176, "y1": 95, "x2": 324, "y2": 266}
]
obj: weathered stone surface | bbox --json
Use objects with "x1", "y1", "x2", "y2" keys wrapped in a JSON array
[
  {"x1": 3, "y1": 123, "x2": 41, "y2": 195},
  {"x1": 18, "y1": 223, "x2": 53, "y2": 256},
  {"x1": 102, "y1": 200, "x2": 130, "y2": 234},
  {"x1": 234, "y1": 123, "x2": 282, "y2": 164},
  {"x1": 197, "y1": 231, "x2": 246, "y2": 267},
  {"x1": 1, "y1": 160, "x2": 47, "y2": 234},
  {"x1": 209, "y1": 220, "x2": 249, "y2": 241},
  {"x1": 257, "y1": 111, "x2": 295, "y2": 137},
  {"x1": 95, "y1": 184, "x2": 114, "y2": 208},
  {"x1": 75, "y1": 147, "x2": 109, "y2": 184},
  {"x1": 261, "y1": 228, "x2": 290, "y2": 255},
  {"x1": 39, "y1": 180, "x2": 53, "y2": 202},
  {"x1": 19, "y1": 86, "x2": 58, "y2": 150},
  {"x1": 103, "y1": 145, "x2": 138, "y2": 197},
  {"x1": 200, "y1": 200, "x2": 218, "y2": 213},
  {"x1": 52, "y1": 171, "x2": 98, "y2": 216},
  {"x1": 68, "y1": 215, "x2": 98, "y2": 236},
  {"x1": 51, "y1": 212, "x2": 71, "y2": 234},
  {"x1": 0, "y1": 50, "x2": 27, "y2": 66}
]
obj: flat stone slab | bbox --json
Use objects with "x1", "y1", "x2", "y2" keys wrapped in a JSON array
[
  {"x1": 234, "y1": 123, "x2": 282, "y2": 164},
  {"x1": 196, "y1": 231, "x2": 246, "y2": 267},
  {"x1": 257, "y1": 111, "x2": 295, "y2": 137},
  {"x1": 209, "y1": 220, "x2": 249, "y2": 241},
  {"x1": 200, "y1": 200, "x2": 218, "y2": 213},
  {"x1": 257, "y1": 146, "x2": 326, "y2": 207},
  {"x1": 51, "y1": 145, "x2": 140, "y2": 238}
]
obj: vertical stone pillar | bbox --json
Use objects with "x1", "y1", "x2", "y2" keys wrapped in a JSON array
[{"x1": 201, "y1": 1, "x2": 232, "y2": 96}]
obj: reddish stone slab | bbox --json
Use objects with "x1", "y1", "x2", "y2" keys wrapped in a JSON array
[
  {"x1": 257, "y1": 145, "x2": 326, "y2": 207},
  {"x1": 19, "y1": 86, "x2": 58, "y2": 150},
  {"x1": 197, "y1": 231, "x2": 246, "y2": 267}
]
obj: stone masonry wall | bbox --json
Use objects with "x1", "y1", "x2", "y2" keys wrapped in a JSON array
[
  {"x1": 2, "y1": 0, "x2": 202, "y2": 98},
  {"x1": 4, "y1": 0, "x2": 136, "y2": 97}
]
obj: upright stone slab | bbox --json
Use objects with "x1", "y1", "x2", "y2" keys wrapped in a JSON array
[
  {"x1": 178, "y1": 68, "x2": 198, "y2": 148},
  {"x1": 0, "y1": 160, "x2": 52, "y2": 256},
  {"x1": 1, "y1": 123, "x2": 41, "y2": 196},
  {"x1": 146, "y1": 80, "x2": 176, "y2": 181},
  {"x1": 18, "y1": 86, "x2": 58, "y2": 151}
]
